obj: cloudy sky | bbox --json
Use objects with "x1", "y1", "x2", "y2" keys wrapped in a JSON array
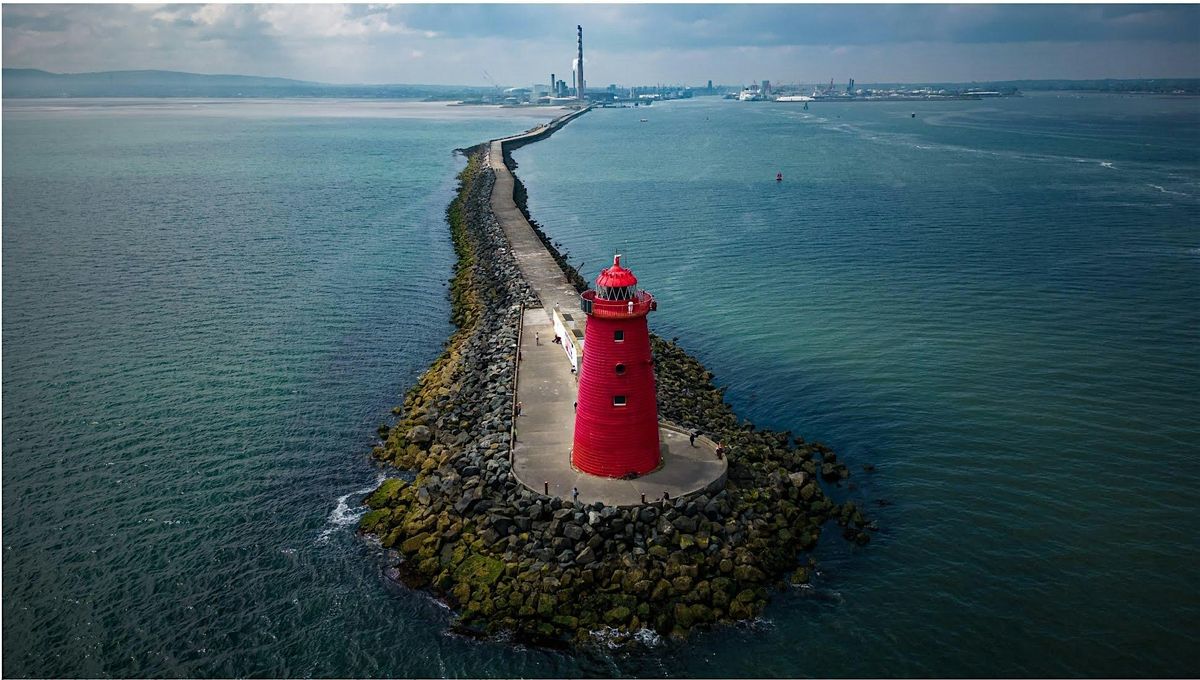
[{"x1": 3, "y1": 4, "x2": 1198, "y2": 86}]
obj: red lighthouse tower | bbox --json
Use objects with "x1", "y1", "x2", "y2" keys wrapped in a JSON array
[{"x1": 572, "y1": 255, "x2": 661, "y2": 477}]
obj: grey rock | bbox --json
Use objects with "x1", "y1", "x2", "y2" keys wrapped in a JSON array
[
  {"x1": 704, "y1": 498, "x2": 722, "y2": 518},
  {"x1": 672, "y1": 515, "x2": 698, "y2": 533},
  {"x1": 454, "y1": 487, "x2": 482, "y2": 514},
  {"x1": 575, "y1": 546, "x2": 596, "y2": 565},
  {"x1": 638, "y1": 506, "x2": 658, "y2": 524},
  {"x1": 407, "y1": 425, "x2": 433, "y2": 446}
]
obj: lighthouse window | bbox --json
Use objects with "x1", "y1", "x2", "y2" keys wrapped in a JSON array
[
  {"x1": 613, "y1": 330, "x2": 624, "y2": 342},
  {"x1": 613, "y1": 395, "x2": 627, "y2": 407},
  {"x1": 615, "y1": 363, "x2": 626, "y2": 375}
]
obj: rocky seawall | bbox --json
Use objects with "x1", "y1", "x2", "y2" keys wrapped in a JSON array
[{"x1": 359, "y1": 140, "x2": 873, "y2": 647}]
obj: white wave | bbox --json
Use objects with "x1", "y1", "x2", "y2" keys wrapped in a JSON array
[
  {"x1": 632, "y1": 627, "x2": 663, "y2": 647},
  {"x1": 588, "y1": 625, "x2": 664, "y2": 649},
  {"x1": 588, "y1": 626, "x2": 623, "y2": 649},
  {"x1": 743, "y1": 615, "x2": 776, "y2": 630},
  {"x1": 317, "y1": 474, "x2": 386, "y2": 543},
  {"x1": 1148, "y1": 183, "x2": 1191, "y2": 197}
]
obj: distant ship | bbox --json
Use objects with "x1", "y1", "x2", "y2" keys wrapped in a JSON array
[
  {"x1": 738, "y1": 89, "x2": 764, "y2": 102},
  {"x1": 774, "y1": 95, "x2": 815, "y2": 103}
]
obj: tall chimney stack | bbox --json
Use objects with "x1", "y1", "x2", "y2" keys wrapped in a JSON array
[
  {"x1": 576, "y1": 25, "x2": 585, "y2": 101},
  {"x1": 551, "y1": 73, "x2": 555, "y2": 98}
]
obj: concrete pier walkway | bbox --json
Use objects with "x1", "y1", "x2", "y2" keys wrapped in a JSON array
[
  {"x1": 488, "y1": 141, "x2": 583, "y2": 321},
  {"x1": 488, "y1": 110, "x2": 727, "y2": 507}
]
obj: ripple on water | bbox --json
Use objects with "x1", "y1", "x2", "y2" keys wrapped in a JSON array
[
  {"x1": 510, "y1": 96, "x2": 1200, "y2": 677},
  {"x1": 4, "y1": 95, "x2": 1199, "y2": 678}
]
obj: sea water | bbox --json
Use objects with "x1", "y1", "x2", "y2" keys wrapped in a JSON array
[{"x1": 3, "y1": 94, "x2": 1197, "y2": 677}]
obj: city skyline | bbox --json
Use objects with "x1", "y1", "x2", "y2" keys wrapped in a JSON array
[{"x1": 4, "y1": 4, "x2": 1199, "y2": 87}]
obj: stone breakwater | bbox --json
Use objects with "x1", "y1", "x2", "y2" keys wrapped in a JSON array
[
  {"x1": 503, "y1": 146, "x2": 590, "y2": 295},
  {"x1": 359, "y1": 143, "x2": 873, "y2": 647}
]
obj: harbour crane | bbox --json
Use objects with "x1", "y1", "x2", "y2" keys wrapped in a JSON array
[{"x1": 482, "y1": 69, "x2": 502, "y2": 94}]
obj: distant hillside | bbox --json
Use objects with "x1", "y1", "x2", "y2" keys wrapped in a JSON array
[{"x1": 2, "y1": 68, "x2": 496, "y2": 99}]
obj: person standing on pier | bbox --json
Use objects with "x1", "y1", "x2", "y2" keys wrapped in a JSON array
[{"x1": 689, "y1": 429, "x2": 699, "y2": 447}]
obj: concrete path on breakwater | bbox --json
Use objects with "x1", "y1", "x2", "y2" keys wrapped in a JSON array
[{"x1": 487, "y1": 109, "x2": 728, "y2": 507}]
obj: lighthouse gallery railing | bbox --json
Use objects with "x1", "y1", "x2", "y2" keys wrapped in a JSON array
[{"x1": 580, "y1": 290, "x2": 656, "y2": 318}]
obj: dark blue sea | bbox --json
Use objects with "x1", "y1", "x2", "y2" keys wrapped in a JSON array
[{"x1": 4, "y1": 94, "x2": 1198, "y2": 677}]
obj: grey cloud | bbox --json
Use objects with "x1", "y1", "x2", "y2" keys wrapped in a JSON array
[
  {"x1": 3, "y1": 4, "x2": 1197, "y2": 84},
  {"x1": 389, "y1": 4, "x2": 1200, "y2": 47},
  {"x1": 1, "y1": 9, "x2": 72, "y2": 32}
]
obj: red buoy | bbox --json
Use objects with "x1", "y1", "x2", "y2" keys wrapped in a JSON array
[{"x1": 572, "y1": 255, "x2": 661, "y2": 477}]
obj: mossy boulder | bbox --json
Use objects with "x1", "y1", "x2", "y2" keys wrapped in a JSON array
[
  {"x1": 673, "y1": 602, "x2": 713, "y2": 630},
  {"x1": 728, "y1": 598, "x2": 755, "y2": 620},
  {"x1": 536, "y1": 593, "x2": 557, "y2": 617},
  {"x1": 400, "y1": 533, "x2": 429, "y2": 556},
  {"x1": 382, "y1": 527, "x2": 403, "y2": 548},
  {"x1": 734, "y1": 564, "x2": 765, "y2": 582},
  {"x1": 365, "y1": 478, "x2": 406, "y2": 509},
  {"x1": 604, "y1": 606, "x2": 631, "y2": 624},
  {"x1": 454, "y1": 553, "x2": 504, "y2": 587},
  {"x1": 552, "y1": 615, "x2": 580, "y2": 631},
  {"x1": 358, "y1": 509, "x2": 390, "y2": 533},
  {"x1": 650, "y1": 579, "x2": 672, "y2": 601}
]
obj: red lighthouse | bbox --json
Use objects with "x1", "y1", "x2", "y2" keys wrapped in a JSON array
[{"x1": 572, "y1": 255, "x2": 661, "y2": 477}]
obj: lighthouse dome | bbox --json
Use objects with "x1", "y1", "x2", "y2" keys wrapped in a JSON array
[{"x1": 595, "y1": 255, "x2": 638, "y2": 300}]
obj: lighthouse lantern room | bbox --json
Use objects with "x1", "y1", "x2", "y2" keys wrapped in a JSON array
[{"x1": 572, "y1": 255, "x2": 661, "y2": 477}]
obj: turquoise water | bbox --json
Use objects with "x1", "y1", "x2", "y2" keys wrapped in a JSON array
[
  {"x1": 512, "y1": 94, "x2": 1200, "y2": 676},
  {"x1": 3, "y1": 94, "x2": 1198, "y2": 677}
]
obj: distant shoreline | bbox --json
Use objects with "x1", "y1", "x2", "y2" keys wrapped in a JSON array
[{"x1": 6, "y1": 68, "x2": 1200, "y2": 99}]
